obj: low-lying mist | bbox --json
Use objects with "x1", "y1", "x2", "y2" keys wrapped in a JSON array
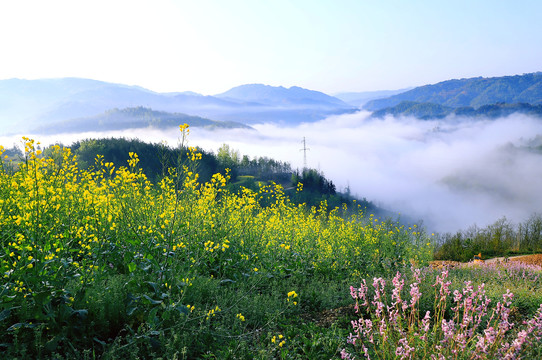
[{"x1": 3, "y1": 111, "x2": 542, "y2": 233}]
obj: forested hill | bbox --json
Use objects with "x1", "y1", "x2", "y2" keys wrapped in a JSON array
[
  {"x1": 364, "y1": 72, "x2": 542, "y2": 111},
  {"x1": 371, "y1": 101, "x2": 542, "y2": 120},
  {"x1": 31, "y1": 107, "x2": 251, "y2": 134},
  {"x1": 41, "y1": 137, "x2": 383, "y2": 216}
]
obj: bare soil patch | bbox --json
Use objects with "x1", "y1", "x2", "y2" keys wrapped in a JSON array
[
  {"x1": 510, "y1": 254, "x2": 542, "y2": 267},
  {"x1": 429, "y1": 260, "x2": 462, "y2": 269},
  {"x1": 432, "y1": 254, "x2": 542, "y2": 268}
]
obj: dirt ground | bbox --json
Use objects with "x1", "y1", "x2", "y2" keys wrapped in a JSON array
[
  {"x1": 431, "y1": 254, "x2": 542, "y2": 268},
  {"x1": 429, "y1": 260, "x2": 463, "y2": 269},
  {"x1": 509, "y1": 254, "x2": 542, "y2": 267}
]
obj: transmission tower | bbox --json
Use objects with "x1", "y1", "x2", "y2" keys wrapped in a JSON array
[{"x1": 300, "y1": 137, "x2": 310, "y2": 169}]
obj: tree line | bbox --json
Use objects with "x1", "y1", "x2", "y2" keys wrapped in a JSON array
[
  {"x1": 34, "y1": 137, "x2": 375, "y2": 214},
  {"x1": 433, "y1": 214, "x2": 542, "y2": 261}
]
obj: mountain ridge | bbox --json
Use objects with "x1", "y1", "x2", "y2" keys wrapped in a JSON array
[
  {"x1": 0, "y1": 78, "x2": 356, "y2": 133},
  {"x1": 215, "y1": 83, "x2": 350, "y2": 107},
  {"x1": 364, "y1": 72, "x2": 542, "y2": 111},
  {"x1": 371, "y1": 101, "x2": 542, "y2": 120},
  {"x1": 4, "y1": 72, "x2": 542, "y2": 134}
]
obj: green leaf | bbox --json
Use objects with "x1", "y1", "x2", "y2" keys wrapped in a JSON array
[
  {"x1": 71, "y1": 309, "x2": 88, "y2": 320},
  {"x1": 7, "y1": 322, "x2": 37, "y2": 331},
  {"x1": 142, "y1": 294, "x2": 162, "y2": 305},
  {"x1": 145, "y1": 281, "x2": 159, "y2": 293},
  {"x1": 93, "y1": 337, "x2": 106, "y2": 347},
  {"x1": 176, "y1": 305, "x2": 190, "y2": 315},
  {"x1": 33, "y1": 291, "x2": 52, "y2": 306},
  {"x1": 128, "y1": 262, "x2": 136, "y2": 273},
  {"x1": 220, "y1": 279, "x2": 236, "y2": 286},
  {"x1": 161, "y1": 310, "x2": 171, "y2": 321},
  {"x1": 0, "y1": 309, "x2": 11, "y2": 322},
  {"x1": 45, "y1": 334, "x2": 62, "y2": 352},
  {"x1": 127, "y1": 305, "x2": 138, "y2": 316}
]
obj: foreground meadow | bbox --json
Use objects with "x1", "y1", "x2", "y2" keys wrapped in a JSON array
[
  {"x1": 1, "y1": 129, "x2": 541, "y2": 359},
  {"x1": 342, "y1": 260, "x2": 542, "y2": 359}
]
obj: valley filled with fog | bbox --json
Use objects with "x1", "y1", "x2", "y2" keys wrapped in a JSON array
[{"x1": 4, "y1": 110, "x2": 542, "y2": 233}]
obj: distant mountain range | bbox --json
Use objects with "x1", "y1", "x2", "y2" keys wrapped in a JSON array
[
  {"x1": 31, "y1": 107, "x2": 252, "y2": 134},
  {"x1": 364, "y1": 72, "x2": 542, "y2": 117},
  {"x1": 216, "y1": 83, "x2": 347, "y2": 107},
  {"x1": 3, "y1": 72, "x2": 542, "y2": 135},
  {"x1": 0, "y1": 78, "x2": 356, "y2": 134}
]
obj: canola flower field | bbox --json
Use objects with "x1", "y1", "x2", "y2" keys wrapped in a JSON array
[
  {"x1": 2, "y1": 128, "x2": 542, "y2": 360},
  {"x1": 0, "y1": 126, "x2": 433, "y2": 358},
  {"x1": 11, "y1": 125, "x2": 542, "y2": 359}
]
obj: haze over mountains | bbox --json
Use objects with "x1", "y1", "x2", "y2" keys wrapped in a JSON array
[
  {"x1": 31, "y1": 107, "x2": 253, "y2": 135},
  {"x1": 334, "y1": 88, "x2": 413, "y2": 107},
  {"x1": 3, "y1": 72, "x2": 542, "y2": 136},
  {"x1": 0, "y1": 78, "x2": 356, "y2": 134}
]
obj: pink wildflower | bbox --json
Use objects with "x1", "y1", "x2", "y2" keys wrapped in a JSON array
[
  {"x1": 391, "y1": 271, "x2": 404, "y2": 307},
  {"x1": 409, "y1": 282, "x2": 421, "y2": 308}
]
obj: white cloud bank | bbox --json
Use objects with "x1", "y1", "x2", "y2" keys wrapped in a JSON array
[{"x1": 3, "y1": 111, "x2": 542, "y2": 233}]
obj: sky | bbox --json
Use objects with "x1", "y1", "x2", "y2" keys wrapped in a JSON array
[{"x1": 1, "y1": 0, "x2": 541, "y2": 95}]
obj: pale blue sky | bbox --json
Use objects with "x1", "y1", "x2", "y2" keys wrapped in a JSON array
[{"x1": 1, "y1": 0, "x2": 541, "y2": 94}]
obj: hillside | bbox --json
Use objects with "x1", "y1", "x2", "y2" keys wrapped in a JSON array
[
  {"x1": 364, "y1": 72, "x2": 542, "y2": 111},
  {"x1": 0, "y1": 136, "x2": 436, "y2": 359},
  {"x1": 371, "y1": 101, "x2": 542, "y2": 120},
  {"x1": 63, "y1": 137, "x2": 383, "y2": 216},
  {"x1": 31, "y1": 107, "x2": 251, "y2": 134},
  {"x1": 371, "y1": 101, "x2": 453, "y2": 119}
]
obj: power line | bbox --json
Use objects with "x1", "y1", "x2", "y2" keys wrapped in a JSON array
[{"x1": 300, "y1": 137, "x2": 310, "y2": 169}]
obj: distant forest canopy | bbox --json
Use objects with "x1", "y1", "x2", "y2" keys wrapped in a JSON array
[
  {"x1": 371, "y1": 101, "x2": 542, "y2": 120},
  {"x1": 365, "y1": 72, "x2": 542, "y2": 111}
]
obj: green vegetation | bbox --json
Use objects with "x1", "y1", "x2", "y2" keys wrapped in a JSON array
[
  {"x1": 371, "y1": 101, "x2": 453, "y2": 119},
  {"x1": 68, "y1": 137, "x2": 220, "y2": 184},
  {"x1": 2, "y1": 129, "x2": 542, "y2": 359},
  {"x1": 365, "y1": 72, "x2": 542, "y2": 111},
  {"x1": 0, "y1": 130, "x2": 431, "y2": 359},
  {"x1": 434, "y1": 215, "x2": 542, "y2": 261},
  {"x1": 65, "y1": 137, "x2": 380, "y2": 215},
  {"x1": 371, "y1": 101, "x2": 542, "y2": 120},
  {"x1": 367, "y1": 72, "x2": 542, "y2": 120}
]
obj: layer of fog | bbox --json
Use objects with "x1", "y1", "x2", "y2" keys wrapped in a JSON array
[{"x1": 3, "y1": 111, "x2": 542, "y2": 233}]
